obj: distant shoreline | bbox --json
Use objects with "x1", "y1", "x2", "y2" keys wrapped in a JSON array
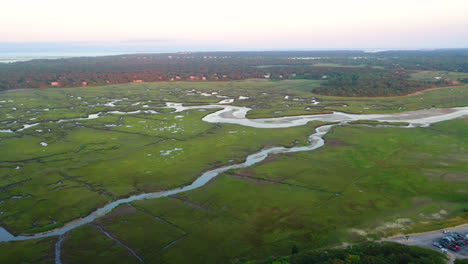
[
  {"x1": 0, "y1": 51, "x2": 158, "y2": 63},
  {"x1": 0, "y1": 57, "x2": 72, "y2": 63}
]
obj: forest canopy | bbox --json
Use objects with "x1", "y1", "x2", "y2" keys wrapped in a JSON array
[
  {"x1": 242, "y1": 242, "x2": 448, "y2": 264},
  {"x1": 1, "y1": 49, "x2": 466, "y2": 97}
]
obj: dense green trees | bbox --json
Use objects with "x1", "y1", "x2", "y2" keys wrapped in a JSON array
[
  {"x1": 243, "y1": 242, "x2": 448, "y2": 264},
  {"x1": 0, "y1": 50, "x2": 466, "y2": 96},
  {"x1": 314, "y1": 70, "x2": 449, "y2": 97}
]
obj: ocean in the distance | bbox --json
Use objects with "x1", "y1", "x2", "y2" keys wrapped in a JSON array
[{"x1": 0, "y1": 51, "x2": 158, "y2": 63}]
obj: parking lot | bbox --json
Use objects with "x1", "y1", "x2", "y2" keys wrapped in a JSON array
[{"x1": 386, "y1": 224, "x2": 468, "y2": 263}]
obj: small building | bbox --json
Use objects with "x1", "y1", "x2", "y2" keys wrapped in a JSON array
[
  {"x1": 82, "y1": 82, "x2": 87, "y2": 86},
  {"x1": 51, "y1": 82, "x2": 60, "y2": 86}
]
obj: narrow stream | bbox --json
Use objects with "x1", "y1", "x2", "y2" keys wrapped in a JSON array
[
  {"x1": 0, "y1": 124, "x2": 334, "y2": 243},
  {"x1": 0, "y1": 101, "x2": 466, "y2": 263},
  {"x1": 94, "y1": 225, "x2": 144, "y2": 263},
  {"x1": 54, "y1": 235, "x2": 65, "y2": 264}
]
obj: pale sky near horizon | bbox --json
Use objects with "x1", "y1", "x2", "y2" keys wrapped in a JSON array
[{"x1": 2, "y1": 0, "x2": 468, "y2": 51}]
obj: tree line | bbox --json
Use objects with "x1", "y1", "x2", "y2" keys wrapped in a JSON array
[
  {"x1": 242, "y1": 241, "x2": 448, "y2": 264},
  {"x1": 0, "y1": 50, "x2": 465, "y2": 96}
]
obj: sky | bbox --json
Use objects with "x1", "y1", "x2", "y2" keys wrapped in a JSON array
[{"x1": 1, "y1": 0, "x2": 468, "y2": 52}]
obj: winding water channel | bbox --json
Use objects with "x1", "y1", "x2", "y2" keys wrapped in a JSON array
[{"x1": 0, "y1": 102, "x2": 467, "y2": 262}]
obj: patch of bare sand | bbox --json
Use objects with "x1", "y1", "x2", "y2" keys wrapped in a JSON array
[
  {"x1": 97, "y1": 204, "x2": 137, "y2": 222},
  {"x1": 324, "y1": 138, "x2": 350, "y2": 147}
]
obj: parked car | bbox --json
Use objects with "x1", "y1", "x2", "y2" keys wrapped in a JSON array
[
  {"x1": 449, "y1": 244, "x2": 461, "y2": 251},
  {"x1": 450, "y1": 233, "x2": 463, "y2": 240},
  {"x1": 454, "y1": 240, "x2": 465, "y2": 247},
  {"x1": 433, "y1": 242, "x2": 443, "y2": 248},
  {"x1": 443, "y1": 236, "x2": 455, "y2": 242},
  {"x1": 441, "y1": 237, "x2": 453, "y2": 244},
  {"x1": 439, "y1": 239, "x2": 459, "y2": 251},
  {"x1": 439, "y1": 240, "x2": 451, "y2": 248}
]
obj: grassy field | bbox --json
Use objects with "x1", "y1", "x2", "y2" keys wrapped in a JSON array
[
  {"x1": 2, "y1": 81, "x2": 347, "y2": 233},
  {"x1": 1, "y1": 80, "x2": 467, "y2": 123},
  {"x1": 62, "y1": 224, "x2": 141, "y2": 264},
  {"x1": 253, "y1": 63, "x2": 384, "y2": 69},
  {"x1": 0, "y1": 237, "x2": 56, "y2": 263},
  {"x1": 410, "y1": 71, "x2": 468, "y2": 82},
  {"x1": 50, "y1": 118, "x2": 468, "y2": 264},
  {"x1": 311, "y1": 63, "x2": 384, "y2": 69},
  {"x1": 0, "y1": 80, "x2": 467, "y2": 263},
  {"x1": 0, "y1": 106, "x2": 325, "y2": 233}
]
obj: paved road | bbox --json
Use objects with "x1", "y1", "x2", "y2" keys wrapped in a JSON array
[{"x1": 385, "y1": 224, "x2": 468, "y2": 263}]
